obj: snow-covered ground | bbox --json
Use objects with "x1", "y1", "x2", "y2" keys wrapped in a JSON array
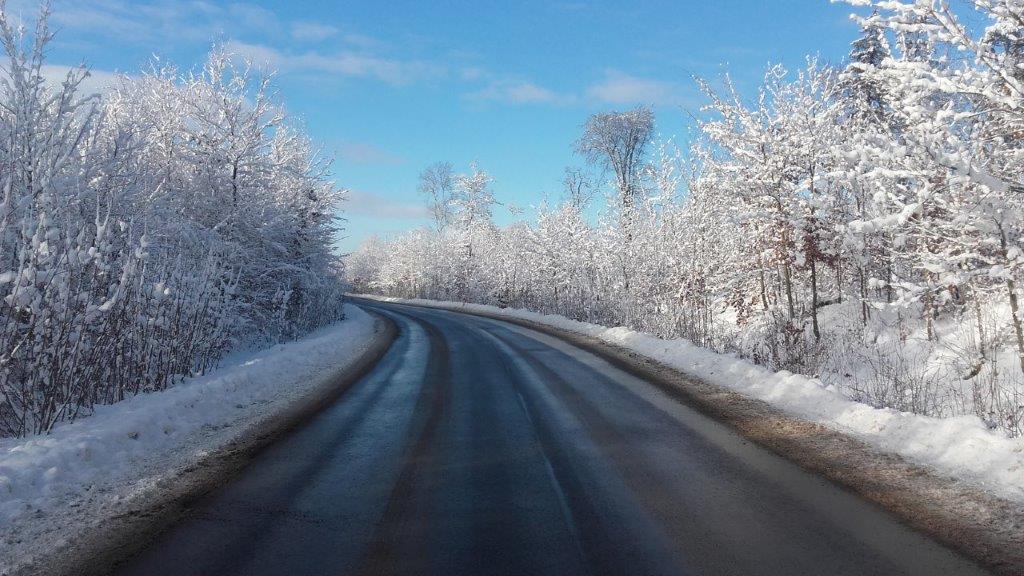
[
  {"x1": 360, "y1": 295, "x2": 1024, "y2": 504},
  {"x1": 0, "y1": 303, "x2": 379, "y2": 572}
]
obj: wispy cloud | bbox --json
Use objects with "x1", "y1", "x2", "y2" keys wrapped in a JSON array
[
  {"x1": 461, "y1": 66, "x2": 690, "y2": 108},
  {"x1": 336, "y1": 142, "x2": 404, "y2": 165},
  {"x1": 226, "y1": 3, "x2": 278, "y2": 34},
  {"x1": 290, "y1": 21, "x2": 339, "y2": 43},
  {"x1": 585, "y1": 69, "x2": 689, "y2": 106},
  {"x1": 460, "y1": 65, "x2": 572, "y2": 106},
  {"x1": 46, "y1": 1, "x2": 385, "y2": 57},
  {"x1": 47, "y1": 0, "x2": 245, "y2": 44},
  {"x1": 224, "y1": 40, "x2": 437, "y2": 85},
  {"x1": 460, "y1": 66, "x2": 488, "y2": 81},
  {"x1": 344, "y1": 190, "x2": 429, "y2": 220},
  {"x1": 552, "y1": 2, "x2": 589, "y2": 12},
  {"x1": 466, "y1": 78, "x2": 573, "y2": 105},
  {"x1": 341, "y1": 33, "x2": 385, "y2": 50},
  {"x1": 34, "y1": 1, "x2": 441, "y2": 90},
  {"x1": 41, "y1": 0, "x2": 690, "y2": 110},
  {"x1": 40, "y1": 64, "x2": 125, "y2": 96}
]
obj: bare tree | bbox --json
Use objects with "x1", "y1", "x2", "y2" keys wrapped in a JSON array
[
  {"x1": 418, "y1": 161, "x2": 456, "y2": 231},
  {"x1": 575, "y1": 106, "x2": 654, "y2": 213},
  {"x1": 562, "y1": 166, "x2": 593, "y2": 211}
]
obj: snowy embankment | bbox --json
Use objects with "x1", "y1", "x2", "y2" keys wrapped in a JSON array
[
  {"x1": 360, "y1": 295, "x2": 1024, "y2": 503},
  {"x1": 0, "y1": 303, "x2": 380, "y2": 571}
]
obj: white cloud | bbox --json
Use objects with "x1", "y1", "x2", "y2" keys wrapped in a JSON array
[
  {"x1": 40, "y1": 64, "x2": 125, "y2": 96},
  {"x1": 49, "y1": 0, "x2": 228, "y2": 44},
  {"x1": 342, "y1": 33, "x2": 384, "y2": 49},
  {"x1": 344, "y1": 190, "x2": 429, "y2": 220},
  {"x1": 32, "y1": 1, "x2": 433, "y2": 90},
  {"x1": 585, "y1": 69, "x2": 686, "y2": 105},
  {"x1": 226, "y1": 3, "x2": 278, "y2": 34},
  {"x1": 290, "y1": 21, "x2": 339, "y2": 43},
  {"x1": 336, "y1": 142, "x2": 404, "y2": 165},
  {"x1": 224, "y1": 41, "x2": 284, "y2": 67},
  {"x1": 504, "y1": 82, "x2": 568, "y2": 104},
  {"x1": 224, "y1": 40, "x2": 434, "y2": 85},
  {"x1": 466, "y1": 78, "x2": 573, "y2": 105},
  {"x1": 47, "y1": 1, "x2": 369, "y2": 52},
  {"x1": 553, "y1": 2, "x2": 589, "y2": 11},
  {"x1": 460, "y1": 66, "x2": 488, "y2": 81},
  {"x1": 462, "y1": 68, "x2": 688, "y2": 108}
]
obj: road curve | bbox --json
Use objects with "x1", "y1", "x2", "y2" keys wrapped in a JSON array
[{"x1": 111, "y1": 301, "x2": 990, "y2": 576}]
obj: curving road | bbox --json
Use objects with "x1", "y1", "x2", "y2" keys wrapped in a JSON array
[{"x1": 112, "y1": 301, "x2": 990, "y2": 576}]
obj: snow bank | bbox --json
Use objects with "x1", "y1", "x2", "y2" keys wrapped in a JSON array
[
  {"x1": 0, "y1": 303, "x2": 377, "y2": 539},
  {"x1": 362, "y1": 295, "x2": 1024, "y2": 503}
]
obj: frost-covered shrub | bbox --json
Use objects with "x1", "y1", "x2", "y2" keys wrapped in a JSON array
[{"x1": 0, "y1": 6, "x2": 344, "y2": 437}]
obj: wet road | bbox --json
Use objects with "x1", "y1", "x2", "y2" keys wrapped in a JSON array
[{"x1": 113, "y1": 301, "x2": 990, "y2": 576}]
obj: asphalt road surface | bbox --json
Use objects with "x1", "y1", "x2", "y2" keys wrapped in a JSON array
[{"x1": 112, "y1": 301, "x2": 991, "y2": 576}]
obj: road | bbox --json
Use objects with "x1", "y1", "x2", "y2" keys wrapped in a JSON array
[{"x1": 112, "y1": 301, "x2": 990, "y2": 576}]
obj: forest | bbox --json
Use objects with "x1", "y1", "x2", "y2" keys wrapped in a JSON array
[
  {"x1": 0, "y1": 6, "x2": 345, "y2": 437},
  {"x1": 349, "y1": 1, "x2": 1024, "y2": 435}
]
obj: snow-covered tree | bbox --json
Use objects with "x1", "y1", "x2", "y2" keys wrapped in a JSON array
[
  {"x1": 575, "y1": 106, "x2": 655, "y2": 216},
  {"x1": 0, "y1": 4, "x2": 346, "y2": 436},
  {"x1": 348, "y1": 1, "x2": 1024, "y2": 434}
]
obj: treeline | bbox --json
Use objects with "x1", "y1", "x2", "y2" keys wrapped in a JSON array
[
  {"x1": 349, "y1": 1, "x2": 1024, "y2": 435},
  {"x1": 0, "y1": 6, "x2": 344, "y2": 436}
]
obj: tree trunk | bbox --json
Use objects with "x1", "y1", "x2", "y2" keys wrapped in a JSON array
[
  {"x1": 1007, "y1": 278, "x2": 1024, "y2": 375},
  {"x1": 858, "y1": 267, "x2": 869, "y2": 325},
  {"x1": 835, "y1": 259, "x2": 842, "y2": 304},
  {"x1": 994, "y1": 227, "x2": 1024, "y2": 374},
  {"x1": 810, "y1": 259, "x2": 820, "y2": 341},
  {"x1": 808, "y1": 162, "x2": 819, "y2": 341},
  {"x1": 972, "y1": 285, "x2": 985, "y2": 360},
  {"x1": 885, "y1": 236, "x2": 894, "y2": 303},
  {"x1": 782, "y1": 261, "x2": 795, "y2": 322},
  {"x1": 924, "y1": 273, "x2": 935, "y2": 342},
  {"x1": 758, "y1": 254, "x2": 769, "y2": 312}
]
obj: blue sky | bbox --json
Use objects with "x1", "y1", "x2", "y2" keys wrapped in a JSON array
[{"x1": 23, "y1": 0, "x2": 870, "y2": 252}]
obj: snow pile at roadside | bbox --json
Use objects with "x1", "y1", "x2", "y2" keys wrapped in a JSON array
[
  {"x1": 361, "y1": 295, "x2": 1024, "y2": 503},
  {"x1": 0, "y1": 303, "x2": 377, "y2": 532}
]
